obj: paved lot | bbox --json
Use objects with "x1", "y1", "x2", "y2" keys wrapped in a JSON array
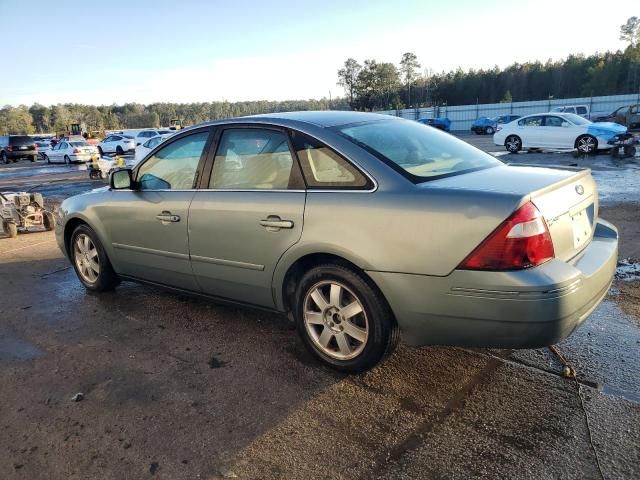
[{"x1": 0, "y1": 138, "x2": 638, "y2": 479}]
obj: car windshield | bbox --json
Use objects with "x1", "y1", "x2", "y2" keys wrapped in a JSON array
[
  {"x1": 337, "y1": 119, "x2": 501, "y2": 182},
  {"x1": 563, "y1": 113, "x2": 590, "y2": 125}
]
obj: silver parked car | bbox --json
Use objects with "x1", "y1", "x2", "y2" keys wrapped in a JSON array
[{"x1": 55, "y1": 111, "x2": 618, "y2": 372}]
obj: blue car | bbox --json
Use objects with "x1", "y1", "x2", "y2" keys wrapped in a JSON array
[
  {"x1": 417, "y1": 117, "x2": 451, "y2": 132},
  {"x1": 471, "y1": 115, "x2": 520, "y2": 135}
]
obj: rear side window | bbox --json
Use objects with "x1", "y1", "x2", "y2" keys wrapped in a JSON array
[
  {"x1": 290, "y1": 131, "x2": 370, "y2": 189},
  {"x1": 518, "y1": 116, "x2": 543, "y2": 126},
  {"x1": 576, "y1": 107, "x2": 587, "y2": 115},
  {"x1": 210, "y1": 128, "x2": 296, "y2": 190},
  {"x1": 10, "y1": 136, "x2": 33, "y2": 146}
]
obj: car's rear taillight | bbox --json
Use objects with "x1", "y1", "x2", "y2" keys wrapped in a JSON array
[{"x1": 459, "y1": 202, "x2": 554, "y2": 271}]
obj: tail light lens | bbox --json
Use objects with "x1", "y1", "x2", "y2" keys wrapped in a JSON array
[{"x1": 459, "y1": 202, "x2": 555, "y2": 271}]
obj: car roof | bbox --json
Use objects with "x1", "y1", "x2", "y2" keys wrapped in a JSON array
[{"x1": 245, "y1": 110, "x2": 399, "y2": 128}]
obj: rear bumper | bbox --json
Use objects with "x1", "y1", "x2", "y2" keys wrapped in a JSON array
[
  {"x1": 6, "y1": 150, "x2": 37, "y2": 159},
  {"x1": 368, "y1": 219, "x2": 618, "y2": 348}
]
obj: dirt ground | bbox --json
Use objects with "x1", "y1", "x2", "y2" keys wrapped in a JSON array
[{"x1": 1, "y1": 145, "x2": 639, "y2": 480}]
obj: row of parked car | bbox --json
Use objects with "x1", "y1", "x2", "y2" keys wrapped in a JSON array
[{"x1": 0, "y1": 128, "x2": 176, "y2": 166}]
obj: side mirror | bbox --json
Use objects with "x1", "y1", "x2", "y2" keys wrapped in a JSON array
[
  {"x1": 561, "y1": 121, "x2": 570, "y2": 127},
  {"x1": 110, "y1": 168, "x2": 133, "y2": 190}
]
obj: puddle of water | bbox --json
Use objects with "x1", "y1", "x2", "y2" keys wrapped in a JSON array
[{"x1": 0, "y1": 336, "x2": 43, "y2": 361}]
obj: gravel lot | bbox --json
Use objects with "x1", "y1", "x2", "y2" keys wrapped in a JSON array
[{"x1": 0, "y1": 135, "x2": 638, "y2": 479}]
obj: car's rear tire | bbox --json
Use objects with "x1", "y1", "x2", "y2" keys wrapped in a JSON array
[
  {"x1": 70, "y1": 224, "x2": 120, "y2": 291},
  {"x1": 293, "y1": 263, "x2": 399, "y2": 373},
  {"x1": 485, "y1": 126, "x2": 495, "y2": 135},
  {"x1": 64, "y1": 155, "x2": 71, "y2": 164},
  {"x1": 575, "y1": 135, "x2": 597, "y2": 154},
  {"x1": 505, "y1": 135, "x2": 522, "y2": 153}
]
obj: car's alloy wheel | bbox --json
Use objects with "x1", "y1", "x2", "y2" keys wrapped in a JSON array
[
  {"x1": 505, "y1": 135, "x2": 521, "y2": 153},
  {"x1": 70, "y1": 225, "x2": 120, "y2": 291},
  {"x1": 64, "y1": 155, "x2": 70, "y2": 164},
  {"x1": 73, "y1": 233, "x2": 100, "y2": 284},
  {"x1": 294, "y1": 263, "x2": 398, "y2": 372},
  {"x1": 303, "y1": 280, "x2": 369, "y2": 361},
  {"x1": 576, "y1": 135, "x2": 597, "y2": 154},
  {"x1": 485, "y1": 126, "x2": 494, "y2": 135}
]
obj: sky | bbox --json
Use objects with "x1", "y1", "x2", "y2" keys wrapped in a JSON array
[{"x1": 1, "y1": 0, "x2": 637, "y2": 106}]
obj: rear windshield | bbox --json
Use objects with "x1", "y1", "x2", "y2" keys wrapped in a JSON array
[
  {"x1": 336, "y1": 119, "x2": 501, "y2": 182},
  {"x1": 10, "y1": 136, "x2": 34, "y2": 146},
  {"x1": 70, "y1": 142, "x2": 90, "y2": 147}
]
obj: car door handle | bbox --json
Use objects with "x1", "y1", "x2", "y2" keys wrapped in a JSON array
[
  {"x1": 156, "y1": 211, "x2": 180, "y2": 223},
  {"x1": 259, "y1": 216, "x2": 294, "y2": 231}
]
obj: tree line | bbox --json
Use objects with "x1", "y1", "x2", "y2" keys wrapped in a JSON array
[
  {"x1": 0, "y1": 98, "x2": 348, "y2": 135},
  {"x1": 338, "y1": 17, "x2": 640, "y2": 111}
]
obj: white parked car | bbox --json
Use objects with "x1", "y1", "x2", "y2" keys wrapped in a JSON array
[
  {"x1": 494, "y1": 113, "x2": 626, "y2": 154},
  {"x1": 132, "y1": 130, "x2": 163, "y2": 147},
  {"x1": 35, "y1": 141, "x2": 52, "y2": 160},
  {"x1": 550, "y1": 105, "x2": 590, "y2": 118},
  {"x1": 45, "y1": 140, "x2": 99, "y2": 163},
  {"x1": 97, "y1": 134, "x2": 136, "y2": 156},
  {"x1": 133, "y1": 134, "x2": 173, "y2": 164}
]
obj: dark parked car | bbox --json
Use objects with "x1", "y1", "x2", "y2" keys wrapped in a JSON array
[
  {"x1": 0, "y1": 135, "x2": 38, "y2": 164},
  {"x1": 417, "y1": 117, "x2": 451, "y2": 132},
  {"x1": 592, "y1": 104, "x2": 640, "y2": 130},
  {"x1": 471, "y1": 115, "x2": 520, "y2": 135}
]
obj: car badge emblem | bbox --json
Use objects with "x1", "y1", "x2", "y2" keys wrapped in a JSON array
[{"x1": 575, "y1": 185, "x2": 584, "y2": 195}]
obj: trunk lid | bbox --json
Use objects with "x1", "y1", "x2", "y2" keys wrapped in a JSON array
[{"x1": 424, "y1": 164, "x2": 598, "y2": 262}]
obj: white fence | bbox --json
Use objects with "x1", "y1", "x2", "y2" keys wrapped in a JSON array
[{"x1": 377, "y1": 93, "x2": 640, "y2": 131}]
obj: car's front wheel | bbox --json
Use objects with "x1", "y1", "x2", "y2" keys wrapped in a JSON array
[
  {"x1": 70, "y1": 225, "x2": 120, "y2": 291},
  {"x1": 505, "y1": 135, "x2": 522, "y2": 153},
  {"x1": 576, "y1": 135, "x2": 597, "y2": 154},
  {"x1": 293, "y1": 264, "x2": 398, "y2": 373}
]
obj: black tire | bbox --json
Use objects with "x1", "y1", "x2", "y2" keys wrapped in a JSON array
[
  {"x1": 505, "y1": 135, "x2": 522, "y2": 153},
  {"x1": 575, "y1": 135, "x2": 597, "y2": 155},
  {"x1": 43, "y1": 211, "x2": 55, "y2": 231},
  {"x1": 116, "y1": 146, "x2": 124, "y2": 155},
  {"x1": 64, "y1": 155, "x2": 71, "y2": 164},
  {"x1": 97, "y1": 146, "x2": 103, "y2": 156},
  {"x1": 3, "y1": 221, "x2": 18, "y2": 238},
  {"x1": 1, "y1": 152, "x2": 8, "y2": 164},
  {"x1": 485, "y1": 126, "x2": 495, "y2": 135},
  {"x1": 70, "y1": 224, "x2": 120, "y2": 291},
  {"x1": 293, "y1": 263, "x2": 399, "y2": 373}
]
